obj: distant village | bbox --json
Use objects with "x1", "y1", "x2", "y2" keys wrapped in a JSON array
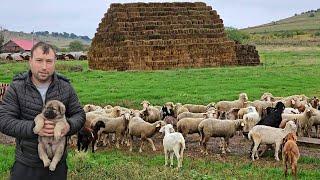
[{"x1": 0, "y1": 38, "x2": 87, "y2": 61}]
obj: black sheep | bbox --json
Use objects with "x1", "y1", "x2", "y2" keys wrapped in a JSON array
[{"x1": 77, "y1": 121, "x2": 105, "y2": 153}]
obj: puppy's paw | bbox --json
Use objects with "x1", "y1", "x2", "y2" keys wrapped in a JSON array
[
  {"x1": 43, "y1": 159, "x2": 51, "y2": 167},
  {"x1": 33, "y1": 127, "x2": 40, "y2": 134},
  {"x1": 49, "y1": 163, "x2": 57, "y2": 171}
]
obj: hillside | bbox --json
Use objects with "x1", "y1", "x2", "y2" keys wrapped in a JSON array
[
  {"x1": 242, "y1": 10, "x2": 320, "y2": 34},
  {"x1": 1, "y1": 30, "x2": 91, "y2": 49}
]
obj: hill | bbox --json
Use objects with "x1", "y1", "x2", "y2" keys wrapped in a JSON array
[
  {"x1": 242, "y1": 9, "x2": 320, "y2": 34},
  {"x1": 1, "y1": 29, "x2": 91, "y2": 49}
]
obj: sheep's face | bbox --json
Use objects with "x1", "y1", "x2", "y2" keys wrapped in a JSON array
[
  {"x1": 285, "y1": 121, "x2": 297, "y2": 132},
  {"x1": 141, "y1": 100, "x2": 150, "y2": 109},
  {"x1": 159, "y1": 124, "x2": 175, "y2": 133},
  {"x1": 122, "y1": 111, "x2": 131, "y2": 120},
  {"x1": 239, "y1": 93, "x2": 248, "y2": 102}
]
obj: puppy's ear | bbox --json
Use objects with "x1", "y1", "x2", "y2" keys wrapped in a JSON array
[{"x1": 59, "y1": 103, "x2": 66, "y2": 115}]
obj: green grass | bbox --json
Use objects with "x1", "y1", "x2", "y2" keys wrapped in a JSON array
[
  {"x1": 1, "y1": 49, "x2": 320, "y2": 108},
  {"x1": 242, "y1": 11, "x2": 320, "y2": 34},
  {"x1": 0, "y1": 144, "x2": 319, "y2": 179}
]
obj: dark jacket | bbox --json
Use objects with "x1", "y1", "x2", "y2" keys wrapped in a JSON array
[{"x1": 0, "y1": 71, "x2": 85, "y2": 167}]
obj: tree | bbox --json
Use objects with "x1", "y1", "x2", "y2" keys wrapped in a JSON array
[
  {"x1": 225, "y1": 27, "x2": 250, "y2": 43},
  {"x1": 69, "y1": 41, "x2": 84, "y2": 51}
]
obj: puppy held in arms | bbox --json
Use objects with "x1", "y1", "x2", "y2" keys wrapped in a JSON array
[{"x1": 33, "y1": 100, "x2": 67, "y2": 171}]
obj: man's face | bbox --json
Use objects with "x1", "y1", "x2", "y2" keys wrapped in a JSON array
[{"x1": 29, "y1": 47, "x2": 55, "y2": 84}]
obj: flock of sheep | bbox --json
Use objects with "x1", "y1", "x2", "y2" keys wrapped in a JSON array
[{"x1": 72, "y1": 92, "x2": 320, "y2": 168}]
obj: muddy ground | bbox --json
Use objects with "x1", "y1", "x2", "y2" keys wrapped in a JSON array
[{"x1": 1, "y1": 132, "x2": 318, "y2": 159}]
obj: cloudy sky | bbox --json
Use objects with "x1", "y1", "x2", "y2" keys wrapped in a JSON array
[{"x1": 1, "y1": 0, "x2": 319, "y2": 38}]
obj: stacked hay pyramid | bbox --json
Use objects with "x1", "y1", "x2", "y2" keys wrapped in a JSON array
[{"x1": 89, "y1": 2, "x2": 260, "y2": 71}]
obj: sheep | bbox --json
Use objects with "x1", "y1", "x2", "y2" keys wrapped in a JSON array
[
  {"x1": 283, "y1": 108, "x2": 300, "y2": 115},
  {"x1": 256, "y1": 102, "x2": 285, "y2": 128},
  {"x1": 310, "y1": 96, "x2": 319, "y2": 109},
  {"x1": 182, "y1": 103, "x2": 215, "y2": 113},
  {"x1": 260, "y1": 92, "x2": 283, "y2": 102},
  {"x1": 250, "y1": 100, "x2": 274, "y2": 117},
  {"x1": 241, "y1": 107, "x2": 260, "y2": 137},
  {"x1": 177, "y1": 111, "x2": 215, "y2": 139},
  {"x1": 310, "y1": 109, "x2": 320, "y2": 137},
  {"x1": 237, "y1": 107, "x2": 249, "y2": 119},
  {"x1": 248, "y1": 121, "x2": 297, "y2": 161},
  {"x1": 159, "y1": 124, "x2": 185, "y2": 169},
  {"x1": 105, "y1": 106, "x2": 122, "y2": 118},
  {"x1": 198, "y1": 118, "x2": 246, "y2": 155},
  {"x1": 77, "y1": 121, "x2": 105, "y2": 153},
  {"x1": 141, "y1": 100, "x2": 151, "y2": 109},
  {"x1": 103, "y1": 105, "x2": 113, "y2": 113},
  {"x1": 83, "y1": 104, "x2": 103, "y2": 113},
  {"x1": 163, "y1": 116, "x2": 178, "y2": 127},
  {"x1": 280, "y1": 106, "x2": 317, "y2": 137},
  {"x1": 98, "y1": 111, "x2": 131, "y2": 148},
  {"x1": 128, "y1": 116, "x2": 165, "y2": 152},
  {"x1": 161, "y1": 106, "x2": 174, "y2": 120},
  {"x1": 164, "y1": 102, "x2": 175, "y2": 111},
  {"x1": 173, "y1": 103, "x2": 189, "y2": 117},
  {"x1": 215, "y1": 93, "x2": 248, "y2": 118},
  {"x1": 177, "y1": 111, "x2": 214, "y2": 121},
  {"x1": 141, "y1": 106, "x2": 161, "y2": 123}
]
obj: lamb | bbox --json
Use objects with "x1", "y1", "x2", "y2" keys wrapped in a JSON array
[
  {"x1": 98, "y1": 111, "x2": 131, "y2": 148},
  {"x1": 198, "y1": 118, "x2": 246, "y2": 154},
  {"x1": 215, "y1": 93, "x2": 248, "y2": 118},
  {"x1": 128, "y1": 116, "x2": 165, "y2": 152},
  {"x1": 182, "y1": 103, "x2": 215, "y2": 113},
  {"x1": 159, "y1": 124, "x2": 185, "y2": 169},
  {"x1": 237, "y1": 107, "x2": 248, "y2": 119},
  {"x1": 241, "y1": 107, "x2": 260, "y2": 137},
  {"x1": 280, "y1": 106, "x2": 317, "y2": 137},
  {"x1": 248, "y1": 121, "x2": 297, "y2": 161}
]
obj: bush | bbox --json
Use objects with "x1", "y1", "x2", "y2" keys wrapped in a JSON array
[
  {"x1": 69, "y1": 41, "x2": 84, "y2": 51},
  {"x1": 314, "y1": 31, "x2": 320, "y2": 37},
  {"x1": 225, "y1": 27, "x2": 250, "y2": 43},
  {"x1": 309, "y1": 13, "x2": 315, "y2": 17}
]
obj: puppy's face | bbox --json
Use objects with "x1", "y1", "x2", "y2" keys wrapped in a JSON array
[{"x1": 43, "y1": 100, "x2": 66, "y2": 120}]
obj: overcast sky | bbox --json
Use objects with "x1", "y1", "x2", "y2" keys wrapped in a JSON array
[{"x1": 1, "y1": 0, "x2": 319, "y2": 38}]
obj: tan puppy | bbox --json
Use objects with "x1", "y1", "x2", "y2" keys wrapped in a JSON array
[
  {"x1": 282, "y1": 132, "x2": 300, "y2": 179},
  {"x1": 33, "y1": 100, "x2": 67, "y2": 171}
]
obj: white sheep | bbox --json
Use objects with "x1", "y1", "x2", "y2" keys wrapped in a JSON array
[
  {"x1": 248, "y1": 121, "x2": 297, "y2": 161},
  {"x1": 243, "y1": 106, "x2": 260, "y2": 123},
  {"x1": 177, "y1": 111, "x2": 214, "y2": 121},
  {"x1": 198, "y1": 118, "x2": 246, "y2": 154},
  {"x1": 283, "y1": 108, "x2": 300, "y2": 115},
  {"x1": 159, "y1": 124, "x2": 185, "y2": 169}
]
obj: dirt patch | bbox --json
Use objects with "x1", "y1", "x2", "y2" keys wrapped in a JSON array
[{"x1": 1, "y1": 131, "x2": 319, "y2": 159}]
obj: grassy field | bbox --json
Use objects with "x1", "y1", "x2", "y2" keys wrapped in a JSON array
[
  {"x1": 0, "y1": 47, "x2": 320, "y2": 179},
  {"x1": 0, "y1": 144, "x2": 319, "y2": 179},
  {"x1": 242, "y1": 11, "x2": 320, "y2": 34},
  {"x1": 1, "y1": 47, "x2": 320, "y2": 108}
]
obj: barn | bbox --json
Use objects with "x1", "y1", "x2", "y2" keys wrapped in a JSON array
[{"x1": 0, "y1": 39, "x2": 36, "y2": 53}]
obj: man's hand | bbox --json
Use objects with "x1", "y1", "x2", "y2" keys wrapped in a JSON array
[
  {"x1": 37, "y1": 120, "x2": 55, "y2": 137},
  {"x1": 61, "y1": 122, "x2": 70, "y2": 137}
]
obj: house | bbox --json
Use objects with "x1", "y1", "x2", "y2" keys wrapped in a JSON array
[{"x1": 0, "y1": 39, "x2": 36, "y2": 53}]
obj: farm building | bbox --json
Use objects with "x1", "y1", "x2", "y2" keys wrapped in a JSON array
[
  {"x1": 89, "y1": 2, "x2": 260, "y2": 71},
  {"x1": 0, "y1": 39, "x2": 36, "y2": 53}
]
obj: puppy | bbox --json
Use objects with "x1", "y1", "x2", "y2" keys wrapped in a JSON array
[
  {"x1": 33, "y1": 100, "x2": 67, "y2": 171},
  {"x1": 282, "y1": 132, "x2": 300, "y2": 179},
  {"x1": 77, "y1": 120, "x2": 105, "y2": 153}
]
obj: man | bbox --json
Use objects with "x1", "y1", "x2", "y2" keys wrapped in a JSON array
[{"x1": 0, "y1": 42, "x2": 86, "y2": 179}]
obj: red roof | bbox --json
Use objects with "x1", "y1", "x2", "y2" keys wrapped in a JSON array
[{"x1": 11, "y1": 39, "x2": 37, "y2": 51}]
